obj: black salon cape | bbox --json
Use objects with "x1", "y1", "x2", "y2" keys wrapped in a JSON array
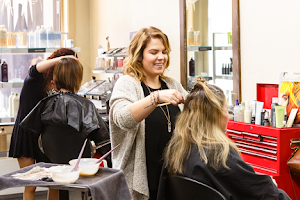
[
  {"x1": 19, "y1": 91, "x2": 111, "y2": 164},
  {"x1": 157, "y1": 145, "x2": 291, "y2": 200}
]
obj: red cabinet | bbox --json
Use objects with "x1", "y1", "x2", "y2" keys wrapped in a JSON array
[{"x1": 227, "y1": 121, "x2": 300, "y2": 199}]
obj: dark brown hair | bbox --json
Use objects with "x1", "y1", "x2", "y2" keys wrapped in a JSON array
[
  {"x1": 53, "y1": 58, "x2": 83, "y2": 93},
  {"x1": 42, "y1": 48, "x2": 77, "y2": 94}
]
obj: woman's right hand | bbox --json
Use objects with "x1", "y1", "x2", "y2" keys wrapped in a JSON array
[
  {"x1": 61, "y1": 55, "x2": 79, "y2": 61},
  {"x1": 158, "y1": 89, "x2": 184, "y2": 106}
]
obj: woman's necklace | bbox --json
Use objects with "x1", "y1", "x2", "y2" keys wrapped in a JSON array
[{"x1": 145, "y1": 84, "x2": 172, "y2": 133}]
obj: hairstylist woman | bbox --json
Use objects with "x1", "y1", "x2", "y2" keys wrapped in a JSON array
[
  {"x1": 109, "y1": 26, "x2": 188, "y2": 200},
  {"x1": 9, "y1": 48, "x2": 77, "y2": 200},
  {"x1": 158, "y1": 77, "x2": 291, "y2": 200}
]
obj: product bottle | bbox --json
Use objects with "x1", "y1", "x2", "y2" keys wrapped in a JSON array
[
  {"x1": 39, "y1": 25, "x2": 47, "y2": 48},
  {"x1": 239, "y1": 102, "x2": 245, "y2": 122},
  {"x1": 263, "y1": 111, "x2": 270, "y2": 126},
  {"x1": 194, "y1": 31, "x2": 201, "y2": 46},
  {"x1": 47, "y1": 26, "x2": 55, "y2": 48},
  {"x1": 225, "y1": 64, "x2": 229, "y2": 75},
  {"x1": 244, "y1": 101, "x2": 252, "y2": 123},
  {"x1": 187, "y1": 27, "x2": 194, "y2": 46},
  {"x1": 0, "y1": 25, "x2": 7, "y2": 47},
  {"x1": 251, "y1": 99, "x2": 257, "y2": 124},
  {"x1": 20, "y1": 31, "x2": 27, "y2": 47},
  {"x1": 28, "y1": 31, "x2": 35, "y2": 48},
  {"x1": 0, "y1": 127, "x2": 7, "y2": 152},
  {"x1": 8, "y1": 92, "x2": 14, "y2": 116},
  {"x1": 35, "y1": 26, "x2": 40, "y2": 48},
  {"x1": 189, "y1": 58, "x2": 195, "y2": 76},
  {"x1": 1, "y1": 59, "x2": 8, "y2": 82},
  {"x1": 55, "y1": 30, "x2": 61, "y2": 48},
  {"x1": 10, "y1": 32, "x2": 17, "y2": 48},
  {"x1": 234, "y1": 99, "x2": 240, "y2": 121},
  {"x1": 222, "y1": 64, "x2": 225, "y2": 75},
  {"x1": 270, "y1": 97, "x2": 279, "y2": 127},
  {"x1": 12, "y1": 93, "x2": 20, "y2": 117},
  {"x1": 16, "y1": 32, "x2": 20, "y2": 48}
]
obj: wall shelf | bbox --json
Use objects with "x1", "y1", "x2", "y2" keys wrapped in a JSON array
[
  {"x1": 0, "y1": 81, "x2": 23, "y2": 88},
  {"x1": 92, "y1": 69, "x2": 123, "y2": 74},
  {"x1": 187, "y1": 46, "x2": 212, "y2": 51},
  {"x1": 215, "y1": 75, "x2": 233, "y2": 80},
  {"x1": 214, "y1": 46, "x2": 232, "y2": 50},
  {"x1": 0, "y1": 47, "x2": 81, "y2": 54}
]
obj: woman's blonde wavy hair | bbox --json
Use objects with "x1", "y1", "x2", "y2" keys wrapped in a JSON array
[
  {"x1": 164, "y1": 76, "x2": 239, "y2": 174},
  {"x1": 124, "y1": 26, "x2": 171, "y2": 81}
]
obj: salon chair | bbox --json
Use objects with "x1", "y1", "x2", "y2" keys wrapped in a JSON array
[{"x1": 165, "y1": 175, "x2": 226, "y2": 200}]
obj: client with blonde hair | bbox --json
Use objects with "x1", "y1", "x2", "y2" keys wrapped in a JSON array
[{"x1": 158, "y1": 77, "x2": 290, "y2": 200}]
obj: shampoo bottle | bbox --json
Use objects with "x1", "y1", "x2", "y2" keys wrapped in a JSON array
[
  {"x1": 10, "y1": 32, "x2": 17, "y2": 47},
  {"x1": 39, "y1": 25, "x2": 47, "y2": 48},
  {"x1": 244, "y1": 101, "x2": 252, "y2": 123},
  {"x1": 0, "y1": 127, "x2": 7, "y2": 152},
  {"x1": 28, "y1": 31, "x2": 35, "y2": 48},
  {"x1": 234, "y1": 99, "x2": 240, "y2": 121},
  {"x1": 8, "y1": 92, "x2": 14, "y2": 116},
  {"x1": 47, "y1": 26, "x2": 55, "y2": 48},
  {"x1": 239, "y1": 102, "x2": 245, "y2": 122},
  {"x1": 189, "y1": 58, "x2": 195, "y2": 76},
  {"x1": 255, "y1": 101, "x2": 264, "y2": 125},
  {"x1": 251, "y1": 99, "x2": 257, "y2": 124},
  {"x1": 20, "y1": 31, "x2": 27, "y2": 47},
  {"x1": 187, "y1": 27, "x2": 194, "y2": 46},
  {"x1": 35, "y1": 26, "x2": 40, "y2": 48},
  {"x1": 1, "y1": 59, "x2": 8, "y2": 82},
  {"x1": 55, "y1": 30, "x2": 61, "y2": 48},
  {"x1": 12, "y1": 93, "x2": 20, "y2": 117},
  {"x1": 194, "y1": 31, "x2": 201, "y2": 46},
  {"x1": 263, "y1": 111, "x2": 270, "y2": 126},
  {"x1": 270, "y1": 97, "x2": 278, "y2": 127},
  {"x1": 275, "y1": 106, "x2": 285, "y2": 128},
  {"x1": 0, "y1": 25, "x2": 7, "y2": 47}
]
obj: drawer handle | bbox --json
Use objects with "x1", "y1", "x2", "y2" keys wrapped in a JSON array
[
  {"x1": 239, "y1": 149, "x2": 277, "y2": 160},
  {"x1": 236, "y1": 143, "x2": 277, "y2": 154},
  {"x1": 230, "y1": 136, "x2": 277, "y2": 147},
  {"x1": 227, "y1": 129, "x2": 242, "y2": 134},
  {"x1": 242, "y1": 132, "x2": 259, "y2": 137},
  {"x1": 261, "y1": 135, "x2": 277, "y2": 141}
]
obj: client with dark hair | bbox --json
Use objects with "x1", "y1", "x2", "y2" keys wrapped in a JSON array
[
  {"x1": 9, "y1": 48, "x2": 79, "y2": 200},
  {"x1": 158, "y1": 76, "x2": 291, "y2": 200},
  {"x1": 20, "y1": 57, "x2": 110, "y2": 199}
]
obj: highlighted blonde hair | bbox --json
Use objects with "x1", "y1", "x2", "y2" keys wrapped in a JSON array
[
  {"x1": 124, "y1": 26, "x2": 171, "y2": 81},
  {"x1": 164, "y1": 76, "x2": 239, "y2": 174}
]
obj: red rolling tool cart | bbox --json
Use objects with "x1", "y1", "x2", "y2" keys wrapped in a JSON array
[{"x1": 227, "y1": 121, "x2": 300, "y2": 199}]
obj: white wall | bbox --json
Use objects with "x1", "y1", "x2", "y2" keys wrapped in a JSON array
[
  {"x1": 89, "y1": 0, "x2": 181, "y2": 82},
  {"x1": 240, "y1": 0, "x2": 300, "y2": 102}
]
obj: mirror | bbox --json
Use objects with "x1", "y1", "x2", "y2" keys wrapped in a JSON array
[{"x1": 180, "y1": 0, "x2": 241, "y2": 104}]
